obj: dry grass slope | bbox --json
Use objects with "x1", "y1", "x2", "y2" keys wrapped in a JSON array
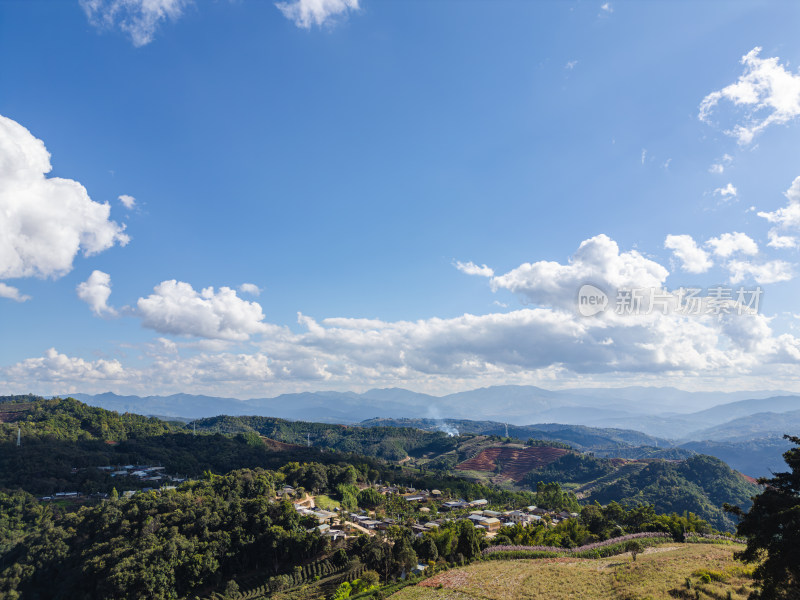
[{"x1": 391, "y1": 543, "x2": 754, "y2": 600}]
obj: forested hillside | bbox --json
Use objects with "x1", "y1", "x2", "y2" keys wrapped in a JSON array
[
  {"x1": 0, "y1": 396, "x2": 761, "y2": 531},
  {"x1": 192, "y1": 415, "x2": 459, "y2": 461}
]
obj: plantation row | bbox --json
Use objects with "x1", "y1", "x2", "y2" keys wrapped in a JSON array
[{"x1": 202, "y1": 553, "x2": 368, "y2": 600}]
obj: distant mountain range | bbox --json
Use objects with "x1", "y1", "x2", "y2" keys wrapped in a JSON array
[
  {"x1": 66, "y1": 386, "x2": 799, "y2": 441},
  {"x1": 61, "y1": 386, "x2": 800, "y2": 478}
]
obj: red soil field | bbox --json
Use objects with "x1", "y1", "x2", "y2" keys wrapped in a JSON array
[{"x1": 456, "y1": 446, "x2": 570, "y2": 482}]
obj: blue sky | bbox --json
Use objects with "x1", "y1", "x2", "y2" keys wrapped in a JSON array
[{"x1": 1, "y1": 0, "x2": 800, "y2": 399}]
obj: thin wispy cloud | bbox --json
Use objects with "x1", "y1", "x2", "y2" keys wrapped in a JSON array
[
  {"x1": 714, "y1": 183, "x2": 738, "y2": 200},
  {"x1": 239, "y1": 283, "x2": 262, "y2": 296},
  {"x1": 760, "y1": 176, "x2": 800, "y2": 249},
  {"x1": 80, "y1": 0, "x2": 189, "y2": 47},
  {"x1": 119, "y1": 194, "x2": 137, "y2": 209},
  {"x1": 454, "y1": 261, "x2": 494, "y2": 278},
  {"x1": 709, "y1": 154, "x2": 733, "y2": 174},
  {"x1": 727, "y1": 259, "x2": 793, "y2": 284},
  {"x1": 0, "y1": 283, "x2": 31, "y2": 303},
  {"x1": 275, "y1": 0, "x2": 359, "y2": 28}
]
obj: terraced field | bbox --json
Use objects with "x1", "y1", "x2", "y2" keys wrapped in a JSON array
[
  {"x1": 391, "y1": 543, "x2": 754, "y2": 600},
  {"x1": 455, "y1": 446, "x2": 570, "y2": 482}
]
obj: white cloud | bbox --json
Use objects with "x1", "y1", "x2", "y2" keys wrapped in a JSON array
[
  {"x1": 727, "y1": 259, "x2": 793, "y2": 284},
  {"x1": 714, "y1": 183, "x2": 737, "y2": 199},
  {"x1": 706, "y1": 232, "x2": 758, "y2": 258},
  {"x1": 699, "y1": 47, "x2": 800, "y2": 144},
  {"x1": 0, "y1": 114, "x2": 129, "y2": 280},
  {"x1": 77, "y1": 270, "x2": 116, "y2": 316},
  {"x1": 454, "y1": 261, "x2": 494, "y2": 278},
  {"x1": 756, "y1": 176, "x2": 800, "y2": 252},
  {"x1": 565, "y1": 60, "x2": 578, "y2": 70},
  {"x1": 239, "y1": 283, "x2": 262, "y2": 296},
  {"x1": 136, "y1": 280, "x2": 269, "y2": 340},
  {"x1": 7, "y1": 298, "x2": 800, "y2": 396},
  {"x1": 641, "y1": 149, "x2": 647, "y2": 164},
  {"x1": 80, "y1": 0, "x2": 188, "y2": 47},
  {"x1": 118, "y1": 194, "x2": 136, "y2": 209},
  {"x1": 767, "y1": 229, "x2": 798, "y2": 249},
  {"x1": 664, "y1": 234, "x2": 713, "y2": 274},
  {"x1": 600, "y1": 3, "x2": 613, "y2": 13},
  {"x1": 0, "y1": 283, "x2": 31, "y2": 303},
  {"x1": 2, "y1": 348, "x2": 125, "y2": 387},
  {"x1": 4, "y1": 234, "x2": 799, "y2": 396},
  {"x1": 490, "y1": 234, "x2": 669, "y2": 309},
  {"x1": 709, "y1": 153, "x2": 733, "y2": 174},
  {"x1": 275, "y1": 0, "x2": 358, "y2": 28},
  {"x1": 758, "y1": 175, "x2": 800, "y2": 230}
]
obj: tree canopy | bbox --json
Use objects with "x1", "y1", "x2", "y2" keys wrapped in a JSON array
[{"x1": 728, "y1": 435, "x2": 800, "y2": 600}]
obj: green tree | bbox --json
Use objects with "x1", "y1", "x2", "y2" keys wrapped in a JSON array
[
  {"x1": 726, "y1": 435, "x2": 800, "y2": 600},
  {"x1": 392, "y1": 536, "x2": 418, "y2": 574},
  {"x1": 417, "y1": 536, "x2": 438, "y2": 562},
  {"x1": 224, "y1": 579, "x2": 240, "y2": 597},
  {"x1": 625, "y1": 540, "x2": 643, "y2": 561},
  {"x1": 360, "y1": 570, "x2": 380, "y2": 587},
  {"x1": 357, "y1": 488, "x2": 383, "y2": 509},
  {"x1": 332, "y1": 581, "x2": 352, "y2": 600},
  {"x1": 455, "y1": 520, "x2": 482, "y2": 561}
]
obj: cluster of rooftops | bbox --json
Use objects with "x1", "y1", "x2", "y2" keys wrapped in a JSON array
[
  {"x1": 284, "y1": 484, "x2": 580, "y2": 540},
  {"x1": 96, "y1": 464, "x2": 186, "y2": 483}
]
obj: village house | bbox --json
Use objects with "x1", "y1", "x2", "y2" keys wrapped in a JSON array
[
  {"x1": 504, "y1": 510, "x2": 538, "y2": 525},
  {"x1": 482, "y1": 517, "x2": 502, "y2": 532},
  {"x1": 324, "y1": 529, "x2": 346, "y2": 541},
  {"x1": 360, "y1": 519, "x2": 380, "y2": 530},
  {"x1": 411, "y1": 525, "x2": 428, "y2": 536},
  {"x1": 440, "y1": 500, "x2": 468, "y2": 511}
]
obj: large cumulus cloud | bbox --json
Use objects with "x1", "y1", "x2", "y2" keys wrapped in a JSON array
[{"x1": 0, "y1": 115, "x2": 129, "y2": 282}]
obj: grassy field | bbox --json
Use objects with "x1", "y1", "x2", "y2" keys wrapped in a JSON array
[
  {"x1": 313, "y1": 494, "x2": 341, "y2": 511},
  {"x1": 390, "y1": 543, "x2": 755, "y2": 600}
]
